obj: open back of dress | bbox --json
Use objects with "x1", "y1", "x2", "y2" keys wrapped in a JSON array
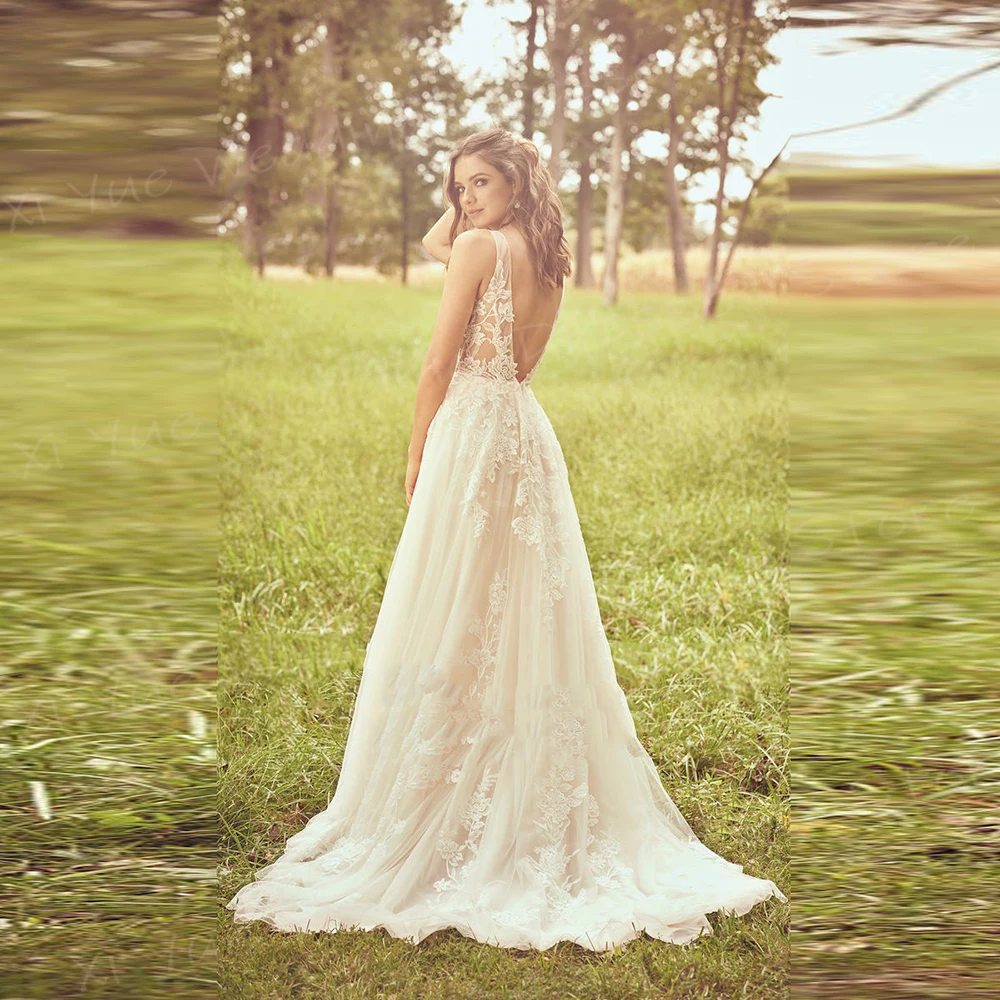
[{"x1": 455, "y1": 228, "x2": 563, "y2": 388}]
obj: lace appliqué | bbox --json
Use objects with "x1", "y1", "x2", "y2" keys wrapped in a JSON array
[
  {"x1": 455, "y1": 232, "x2": 517, "y2": 383},
  {"x1": 447, "y1": 385, "x2": 570, "y2": 630},
  {"x1": 465, "y1": 570, "x2": 507, "y2": 701},
  {"x1": 377, "y1": 574, "x2": 507, "y2": 837},
  {"x1": 453, "y1": 387, "x2": 520, "y2": 539},
  {"x1": 443, "y1": 229, "x2": 571, "y2": 628},
  {"x1": 433, "y1": 766, "x2": 498, "y2": 895},
  {"x1": 527, "y1": 688, "x2": 632, "y2": 917},
  {"x1": 306, "y1": 576, "x2": 509, "y2": 879},
  {"x1": 512, "y1": 423, "x2": 571, "y2": 627},
  {"x1": 586, "y1": 794, "x2": 634, "y2": 889},
  {"x1": 318, "y1": 834, "x2": 374, "y2": 874},
  {"x1": 433, "y1": 571, "x2": 508, "y2": 894}
]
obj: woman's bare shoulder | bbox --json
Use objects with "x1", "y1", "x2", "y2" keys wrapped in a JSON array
[{"x1": 446, "y1": 228, "x2": 496, "y2": 273}]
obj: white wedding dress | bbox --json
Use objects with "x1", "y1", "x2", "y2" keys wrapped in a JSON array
[{"x1": 226, "y1": 228, "x2": 786, "y2": 951}]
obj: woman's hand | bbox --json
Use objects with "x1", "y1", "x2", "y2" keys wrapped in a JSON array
[
  {"x1": 405, "y1": 453, "x2": 421, "y2": 507},
  {"x1": 421, "y1": 204, "x2": 457, "y2": 265}
]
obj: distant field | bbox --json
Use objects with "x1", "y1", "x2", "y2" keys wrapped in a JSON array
[
  {"x1": 782, "y1": 166, "x2": 1000, "y2": 209},
  {"x1": 265, "y1": 244, "x2": 1000, "y2": 298},
  {"x1": 778, "y1": 165, "x2": 1000, "y2": 248},
  {"x1": 779, "y1": 199, "x2": 1000, "y2": 247}
]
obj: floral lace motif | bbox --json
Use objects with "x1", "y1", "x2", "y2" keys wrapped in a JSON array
[
  {"x1": 526, "y1": 687, "x2": 632, "y2": 916},
  {"x1": 447, "y1": 383, "x2": 570, "y2": 629},
  {"x1": 433, "y1": 571, "x2": 508, "y2": 893},
  {"x1": 465, "y1": 571, "x2": 508, "y2": 700},
  {"x1": 586, "y1": 794, "x2": 634, "y2": 889},
  {"x1": 445, "y1": 232, "x2": 571, "y2": 629},
  {"x1": 433, "y1": 767, "x2": 498, "y2": 895},
  {"x1": 454, "y1": 230, "x2": 518, "y2": 383},
  {"x1": 374, "y1": 572, "x2": 508, "y2": 847},
  {"x1": 318, "y1": 834, "x2": 374, "y2": 874}
]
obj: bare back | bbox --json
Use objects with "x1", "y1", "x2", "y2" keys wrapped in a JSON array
[
  {"x1": 461, "y1": 226, "x2": 564, "y2": 387},
  {"x1": 498, "y1": 226, "x2": 564, "y2": 382}
]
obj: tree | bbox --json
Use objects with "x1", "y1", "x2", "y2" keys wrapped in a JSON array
[
  {"x1": 661, "y1": 31, "x2": 695, "y2": 292},
  {"x1": 693, "y1": 0, "x2": 782, "y2": 318},
  {"x1": 592, "y1": 0, "x2": 683, "y2": 305},
  {"x1": 220, "y1": 0, "x2": 312, "y2": 275},
  {"x1": 572, "y1": 32, "x2": 600, "y2": 288},
  {"x1": 543, "y1": 0, "x2": 580, "y2": 185},
  {"x1": 706, "y1": 1, "x2": 1000, "y2": 308},
  {"x1": 369, "y1": 15, "x2": 465, "y2": 283},
  {"x1": 309, "y1": 0, "x2": 408, "y2": 277},
  {"x1": 518, "y1": 2, "x2": 542, "y2": 137}
]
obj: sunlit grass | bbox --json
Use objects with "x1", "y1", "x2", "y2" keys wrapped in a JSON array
[
  {"x1": 218, "y1": 266, "x2": 789, "y2": 998},
  {"x1": 0, "y1": 236, "x2": 219, "y2": 998},
  {"x1": 789, "y1": 294, "x2": 999, "y2": 997}
]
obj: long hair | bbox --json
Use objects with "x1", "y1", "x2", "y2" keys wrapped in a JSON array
[{"x1": 444, "y1": 128, "x2": 572, "y2": 290}]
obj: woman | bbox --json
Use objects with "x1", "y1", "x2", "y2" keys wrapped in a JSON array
[{"x1": 226, "y1": 127, "x2": 786, "y2": 951}]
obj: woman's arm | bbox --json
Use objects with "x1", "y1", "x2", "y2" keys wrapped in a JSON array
[
  {"x1": 407, "y1": 229, "x2": 493, "y2": 465},
  {"x1": 421, "y1": 204, "x2": 458, "y2": 265}
]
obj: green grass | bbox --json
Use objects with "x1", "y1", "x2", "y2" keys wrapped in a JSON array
[
  {"x1": 7, "y1": 233, "x2": 993, "y2": 999},
  {"x1": 788, "y1": 295, "x2": 999, "y2": 997},
  {"x1": 218, "y1": 260, "x2": 790, "y2": 997},
  {"x1": 0, "y1": 235, "x2": 219, "y2": 998}
]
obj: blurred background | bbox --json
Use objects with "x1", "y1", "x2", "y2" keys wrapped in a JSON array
[
  {"x1": 1, "y1": 0, "x2": 998, "y2": 998},
  {"x1": 0, "y1": 1, "x2": 220, "y2": 998},
  {"x1": 209, "y1": 0, "x2": 1000, "y2": 297}
]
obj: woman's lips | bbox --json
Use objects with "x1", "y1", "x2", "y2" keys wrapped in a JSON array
[{"x1": 469, "y1": 209, "x2": 483, "y2": 217}]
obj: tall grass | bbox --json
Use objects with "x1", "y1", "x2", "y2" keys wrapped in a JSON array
[
  {"x1": 0, "y1": 236, "x2": 219, "y2": 998},
  {"x1": 789, "y1": 294, "x2": 999, "y2": 998},
  {"x1": 218, "y1": 259, "x2": 789, "y2": 998}
]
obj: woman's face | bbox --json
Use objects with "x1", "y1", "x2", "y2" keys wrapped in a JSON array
[{"x1": 453, "y1": 154, "x2": 514, "y2": 230}]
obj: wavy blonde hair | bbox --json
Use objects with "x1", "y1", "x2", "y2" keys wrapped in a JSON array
[{"x1": 444, "y1": 128, "x2": 572, "y2": 291}]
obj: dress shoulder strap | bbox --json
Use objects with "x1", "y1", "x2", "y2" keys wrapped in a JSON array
[{"x1": 494, "y1": 229, "x2": 514, "y2": 285}]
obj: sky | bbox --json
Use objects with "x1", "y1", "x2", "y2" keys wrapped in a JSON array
[{"x1": 442, "y1": 2, "x2": 1000, "y2": 175}]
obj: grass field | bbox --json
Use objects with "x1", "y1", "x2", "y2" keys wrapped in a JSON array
[
  {"x1": 3, "y1": 236, "x2": 996, "y2": 999},
  {"x1": 217, "y1": 253, "x2": 790, "y2": 998},
  {"x1": 218, "y1": 262, "x2": 997, "y2": 998},
  {"x1": 789, "y1": 295, "x2": 999, "y2": 998},
  {"x1": 0, "y1": 236, "x2": 219, "y2": 998}
]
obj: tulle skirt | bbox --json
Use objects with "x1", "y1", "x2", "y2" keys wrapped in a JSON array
[{"x1": 226, "y1": 371, "x2": 786, "y2": 951}]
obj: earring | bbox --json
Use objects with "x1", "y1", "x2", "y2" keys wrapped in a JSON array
[{"x1": 514, "y1": 200, "x2": 520, "y2": 208}]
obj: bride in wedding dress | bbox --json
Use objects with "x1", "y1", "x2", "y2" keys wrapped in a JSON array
[{"x1": 226, "y1": 128, "x2": 786, "y2": 952}]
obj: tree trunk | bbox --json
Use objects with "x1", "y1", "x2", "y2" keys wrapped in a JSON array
[
  {"x1": 602, "y1": 41, "x2": 634, "y2": 306},
  {"x1": 703, "y1": 0, "x2": 750, "y2": 318},
  {"x1": 243, "y1": 111, "x2": 270, "y2": 275},
  {"x1": 244, "y1": 51, "x2": 285, "y2": 276},
  {"x1": 324, "y1": 179, "x2": 340, "y2": 277},
  {"x1": 575, "y1": 42, "x2": 595, "y2": 288},
  {"x1": 316, "y1": 16, "x2": 345, "y2": 278},
  {"x1": 400, "y1": 136, "x2": 409, "y2": 285},
  {"x1": 664, "y1": 48, "x2": 689, "y2": 293},
  {"x1": 547, "y1": 0, "x2": 569, "y2": 185},
  {"x1": 524, "y1": 2, "x2": 539, "y2": 138}
]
